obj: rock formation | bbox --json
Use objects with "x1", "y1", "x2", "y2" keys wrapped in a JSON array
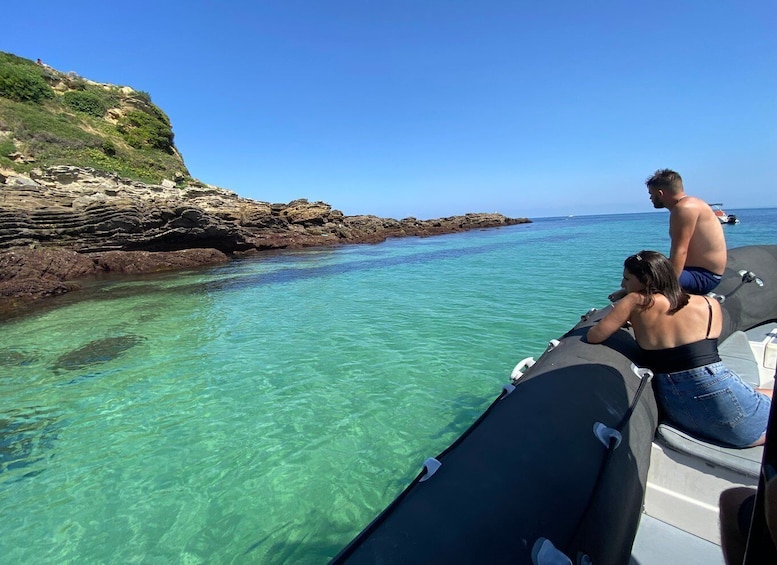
[
  {"x1": 0, "y1": 166, "x2": 529, "y2": 315},
  {"x1": 0, "y1": 52, "x2": 531, "y2": 317}
]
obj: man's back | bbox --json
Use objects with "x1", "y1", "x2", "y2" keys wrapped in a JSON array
[{"x1": 670, "y1": 196, "x2": 727, "y2": 275}]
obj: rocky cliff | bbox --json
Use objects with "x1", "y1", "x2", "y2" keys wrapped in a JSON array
[
  {"x1": 0, "y1": 51, "x2": 187, "y2": 183},
  {"x1": 0, "y1": 52, "x2": 529, "y2": 317},
  {"x1": 0, "y1": 166, "x2": 529, "y2": 315}
]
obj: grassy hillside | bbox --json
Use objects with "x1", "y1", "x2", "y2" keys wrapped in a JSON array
[{"x1": 0, "y1": 51, "x2": 191, "y2": 184}]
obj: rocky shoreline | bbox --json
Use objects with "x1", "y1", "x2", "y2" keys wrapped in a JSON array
[{"x1": 0, "y1": 166, "x2": 530, "y2": 317}]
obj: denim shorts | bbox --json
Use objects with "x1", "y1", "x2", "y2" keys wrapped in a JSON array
[{"x1": 655, "y1": 362, "x2": 771, "y2": 448}]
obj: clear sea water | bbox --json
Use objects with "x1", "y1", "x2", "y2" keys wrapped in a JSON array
[{"x1": 1, "y1": 209, "x2": 775, "y2": 564}]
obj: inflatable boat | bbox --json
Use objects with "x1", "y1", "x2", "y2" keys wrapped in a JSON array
[{"x1": 331, "y1": 245, "x2": 777, "y2": 564}]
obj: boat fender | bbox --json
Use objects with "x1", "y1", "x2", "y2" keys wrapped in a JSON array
[
  {"x1": 580, "y1": 308, "x2": 598, "y2": 322},
  {"x1": 593, "y1": 422, "x2": 622, "y2": 450},
  {"x1": 419, "y1": 457, "x2": 441, "y2": 482},
  {"x1": 531, "y1": 538, "x2": 572, "y2": 565},
  {"x1": 738, "y1": 270, "x2": 764, "y2": 286},
  {"x1": 511, "y1": 340, "x2": 561, "y2": 384},
  {"x1": 500, "y1": 383, "x2": 516, "y2": 397},
  {"x1": 510, "y1": 357, "x2": 536, "y2": 384},
  {"x1": 631, "y1": 364, "x2": 653, "y2": 382}
]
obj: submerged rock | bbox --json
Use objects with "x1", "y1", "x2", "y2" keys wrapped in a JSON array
[
  {"x1": 51, "y1": 335, "x2": 147, "y2": 373},
  {"x1": 0, "y1": 246, "x2": 229, "y2": 316},
  {"x1": 0, "y1": 406, "x2": 61, "y2": 480}
]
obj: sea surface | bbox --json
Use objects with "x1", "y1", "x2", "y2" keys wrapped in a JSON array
[{"x1": 1, "y1": 208, "x2": 775, "y2": 563}]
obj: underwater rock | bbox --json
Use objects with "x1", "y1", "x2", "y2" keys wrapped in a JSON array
[
  {"x1": 0, "y1": 406, "x2": 61, "y2": 480},
  {"x1": 51, "y1": 335, "x2": 146, "y2": 373},
  {"x1": 0, "y1": 348, "x2": 39, "y2": 367}
]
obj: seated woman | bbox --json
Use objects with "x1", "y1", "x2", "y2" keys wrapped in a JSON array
[{"x1": 587, "y1": 250, "x2": 771, "y2": 448}]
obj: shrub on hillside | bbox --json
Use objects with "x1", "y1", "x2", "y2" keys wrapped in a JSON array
[
  {"x1": 102, "y1": 140, "x2": 117, "y2": 156},
  {"x1": 0, "y1": 139, "x2": 16, "y2": 159},
  {"x1": 117, "y1": 110, "x2": 174, "y2": 153},
  {"x1": 0, "y1": 62, "x2": 54, "y2": 103},
  {"x1": 63, "y1": 90, "x2": 108, "y2": 117},
  {"x1": 135, "y1": 90, "x2": 153, "y2": 104}
]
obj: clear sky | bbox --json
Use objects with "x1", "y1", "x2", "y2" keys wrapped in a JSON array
[{"x1": 4, "y1": 1, "x2": 775, "y2": 219}]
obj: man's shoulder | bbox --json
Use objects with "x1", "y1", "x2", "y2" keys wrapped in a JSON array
[
  {"x1": 671, "y1": 195, "x2": 708, "y2": 218},
  {"x1": 677, "y1": 195, "x2": 708, "y2": 209}
]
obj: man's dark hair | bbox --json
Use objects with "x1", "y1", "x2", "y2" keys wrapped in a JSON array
[{"x1": 645, "y1": 169, "x2": 684, "y2": 195}]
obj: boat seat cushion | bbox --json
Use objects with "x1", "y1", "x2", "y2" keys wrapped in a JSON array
[
  {"x1": 655, "y1": 424, "x2": 763, "y2": 478},
  {"x1": 719, "y1": 330, "x2": 761, "y2": 388}
]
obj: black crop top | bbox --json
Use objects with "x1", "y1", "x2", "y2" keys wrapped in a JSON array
[{"x1": 640, "y1": 297, "x2": 722, "y2": 374}]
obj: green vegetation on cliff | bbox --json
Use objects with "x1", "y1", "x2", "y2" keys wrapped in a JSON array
[{"x1": 0, "y1": 51, "x2": 190, "y2": 184}]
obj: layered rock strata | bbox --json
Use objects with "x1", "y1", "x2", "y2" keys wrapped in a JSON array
[{"x1": 0, "y1": 166, "x2": 529, "y2": 315}]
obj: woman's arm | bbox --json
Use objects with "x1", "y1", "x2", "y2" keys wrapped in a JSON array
[{"x1": 586, "y1": 294, "x2": 640, "y2": 344}]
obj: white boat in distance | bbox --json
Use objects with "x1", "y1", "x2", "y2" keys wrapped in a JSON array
[{"x1": 710, "y1": 203, "x2": 740, "y2": 224}]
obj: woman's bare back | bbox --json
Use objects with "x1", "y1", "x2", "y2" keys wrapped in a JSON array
[{"x1": 631, "y1": 294, "x2": 722, "y2": 350}]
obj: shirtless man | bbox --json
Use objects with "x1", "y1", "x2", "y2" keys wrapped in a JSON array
[{"x1": 645, "y1": 169, "x2": 727, "y2": 294}]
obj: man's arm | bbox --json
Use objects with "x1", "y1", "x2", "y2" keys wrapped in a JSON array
[{"x1": 669, "y1": 202, "x2": 699, "y2": 277}]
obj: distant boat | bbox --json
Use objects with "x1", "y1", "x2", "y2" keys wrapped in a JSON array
[{"x1": 709, "y1": 203, "x2": 739, "y2": 224}]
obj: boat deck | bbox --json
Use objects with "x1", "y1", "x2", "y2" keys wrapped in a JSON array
[{"x1": 631, "y1": 514, "x2": 725, "y2": 564}]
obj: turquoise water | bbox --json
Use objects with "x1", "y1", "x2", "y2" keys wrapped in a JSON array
[{"x1": 1, "y1": 209, "x2": 775, "y2": 563}]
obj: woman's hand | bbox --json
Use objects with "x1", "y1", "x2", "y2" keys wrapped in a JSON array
[{"x1": 608, "y1": 288, "x2": 627, "y2": 302}]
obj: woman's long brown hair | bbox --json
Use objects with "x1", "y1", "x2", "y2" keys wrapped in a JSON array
[{"x1": 623, "y1": 250, "x2": 690, "y2": 313}]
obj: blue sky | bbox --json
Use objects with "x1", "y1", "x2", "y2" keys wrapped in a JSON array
[{"x1": 4, "y1": 1, "x2": 775, "y2": 219}]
